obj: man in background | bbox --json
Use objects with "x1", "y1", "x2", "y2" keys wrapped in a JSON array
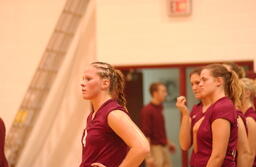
[{"x1": 140, "y1": 82, "x2": 176, "y2": 167}]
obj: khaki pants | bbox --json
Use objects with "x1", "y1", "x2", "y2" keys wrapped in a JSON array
[{"x1": 146, "y1": 145, "x2": 172, "y2": 167}]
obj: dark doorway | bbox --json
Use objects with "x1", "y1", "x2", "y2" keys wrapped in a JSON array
[{"x1": 122, "y1": 69, "x2": 144, "y2": 125}]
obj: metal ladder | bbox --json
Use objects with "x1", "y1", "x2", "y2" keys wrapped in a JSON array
[{"x1": 5, "y1": 0, "x2": 89, "y2": 166}]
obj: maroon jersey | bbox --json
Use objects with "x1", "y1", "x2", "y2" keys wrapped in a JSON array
[
  {"x1": 192, "y1": 97, "x2": 237, "y2": 167},
  {"x1": 189, "y1": 102, "x2": 204, "y2": 167},
  {"x1": 80, "y1": 99, "x2": 129, "y2": 167},
  {"x1": 0, "y1": 119, "x2": 8, "y2": 167},
  {"x1": 237, "y1": 110, "x2": 247, "y2": 126},
  {"x1": 190, "y1": 102, "x2": 204, "y2": 129},
  {"x1": 140, "y1": 103, "x2": 167, "y2": 145},
  {"x1": 244, "y1": 107, "x2": 256, "y2": 121},
  {"x1": 254, "y1": 97, "x2": 256, "y2": 109},
  {"x1": 237, "y1": 109, "x2": 248, "y2": 133},
  {"x1": 244, "y1": 107, "x2": 256, "y2": 167}
]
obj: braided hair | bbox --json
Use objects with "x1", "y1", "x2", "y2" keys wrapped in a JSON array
[{"x1": 91, "y1": 62, "x2": 127, "y2": 108}]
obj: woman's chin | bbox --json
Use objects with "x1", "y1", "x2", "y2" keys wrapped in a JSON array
[
  {"x1": 195, "y1": 94, "x2": 202, "y2": 99},
  {"x1": 82, "y1": 95, "x2": 89, "y2": 100}
]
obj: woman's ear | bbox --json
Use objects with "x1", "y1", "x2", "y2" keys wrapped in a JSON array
[
  {"x1": 244, "y1": 89, "x2": 251, "y2": 99},
  {"x1": 101, "y1": 78, "x2": 110, "y2": 90},
  {"x1": 215, "y1": 77, "x2": 223, "y2": 87}
]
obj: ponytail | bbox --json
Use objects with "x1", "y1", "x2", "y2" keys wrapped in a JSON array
[
  {"x1": 225, "y1": 71, "x2": 243, "y2": 109},
  {"x1": 223, "y1": 62, "x2": 246, "y2": 78}
]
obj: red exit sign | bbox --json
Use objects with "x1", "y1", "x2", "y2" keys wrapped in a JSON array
[{"x1": 169, "y1": 0, "x2": 192, "y2": 16}]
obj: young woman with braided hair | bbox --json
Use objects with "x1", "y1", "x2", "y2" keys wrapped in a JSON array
[{"x1": 80, "y1": 62, "x2": 149, "y2": 167}]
